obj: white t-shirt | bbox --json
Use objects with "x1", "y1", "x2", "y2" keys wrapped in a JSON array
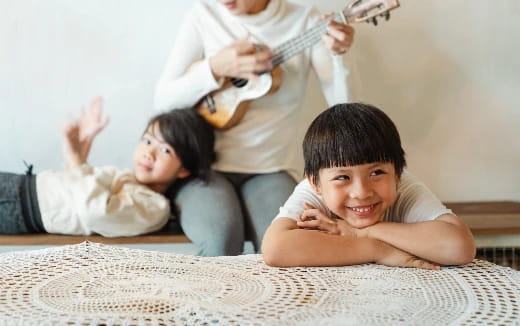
[
  {"x1": 275, "y1": 170, "x2": 453, "y2": 223},
  {"x1": 154, "y1": 0, "x2": 354, "y2": 175},
  {"x1": 36, "y1": 165, "x2": 170, "y2": 237}
]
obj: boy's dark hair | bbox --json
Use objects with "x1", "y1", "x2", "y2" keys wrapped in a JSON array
[
  {"x1": 303, "y1": 103, "x2": 406, "y2": 184},
  {"x1": 147, "y1": 108, "x2": 216, "y2": 183}
]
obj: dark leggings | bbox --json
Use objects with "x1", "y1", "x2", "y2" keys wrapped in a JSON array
[{"x1": 0, "y1": 172, "x2": 44, "y2": 234}]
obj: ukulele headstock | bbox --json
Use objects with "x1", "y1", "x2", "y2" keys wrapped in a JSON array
[{"x1": 342, "y1": 0, "x2": 399, "y2": 26}]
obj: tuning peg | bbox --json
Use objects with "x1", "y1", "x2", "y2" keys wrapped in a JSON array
[
  {"x1": 371, "y1": 17, "x2": 378, "y2": 26},
  {"x1": 380, "y1": 11, "x2": 390, "y2": 21}
]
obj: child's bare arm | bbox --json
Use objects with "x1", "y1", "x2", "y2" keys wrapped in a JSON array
[
  {"x1": 62, "y1": 97, "x2": 109, "y2": 169},
  {"x1": 262, "y1": 217, "x2": 439, "y2": 270},
  {"x1": 358, "y1": 214, "x2": 476, "y2": 266},
  {"x1": 62, "y1": 122, "x2": 85, "y2": 169},
  {"x1": 298, "y1": 202, "x2": 475, "y2": 266}
]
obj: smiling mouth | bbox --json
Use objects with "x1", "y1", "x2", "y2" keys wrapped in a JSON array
[{"x1": 348, "y1": 204, "x2": 377, "y2": 216}]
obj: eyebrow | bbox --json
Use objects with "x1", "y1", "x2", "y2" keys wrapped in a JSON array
[
  {"x1": 367, "y1": 163, "x2": 384, "y2": 169},
  {"x1": 328, "y1": 163, "x2": 386, "y2": 173},
  {"x1": 144, "y1": 131, "x2": 168, "y2": 145}
]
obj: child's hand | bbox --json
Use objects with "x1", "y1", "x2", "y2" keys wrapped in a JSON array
[
  {"x1": 77, "y1": 97, "x2": 109, "y2": 141},
  {"x1": 298, "y1": 203, "x2": 357, "y2": 238},
  {"x1": 60, "y1": 96, "x2": 109, "y2": 169},
  {"x1": 377, "y1": 243, "x2": 440, "y2": 270}
]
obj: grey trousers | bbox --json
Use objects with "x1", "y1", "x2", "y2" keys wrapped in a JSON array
[
  {"x1": 172, "y1": 171, "x2": 297, "y2": 256},
  {"x1": 0, "y1": 172, "x2": 43, "y2": 234}
]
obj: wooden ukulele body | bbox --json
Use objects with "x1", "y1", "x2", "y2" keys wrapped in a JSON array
[{"x1": 196, "y1": 67, "x2": 282, "y2": 129}]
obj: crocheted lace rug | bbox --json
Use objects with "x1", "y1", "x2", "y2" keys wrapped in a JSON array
[{"x1": 0, "y1": 241, "x2": 518, "y2": 325}]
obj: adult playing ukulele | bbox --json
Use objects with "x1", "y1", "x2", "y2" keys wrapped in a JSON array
[{"x1": 154, "y1": 0, "x2": 355, "y2": 257}]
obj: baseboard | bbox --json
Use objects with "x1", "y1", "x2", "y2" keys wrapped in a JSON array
[{"x1": 445, "y1": 201, "x2": 520, "y2": 235}]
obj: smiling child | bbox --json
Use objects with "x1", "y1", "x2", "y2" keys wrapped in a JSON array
[{"x1": 262, "y1": 103, "x2": 475, "y2": 269}]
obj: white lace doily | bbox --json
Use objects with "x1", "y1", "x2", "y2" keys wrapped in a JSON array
[{"x1": 0, "y1": 241, "x2": 518, "y2": 325}]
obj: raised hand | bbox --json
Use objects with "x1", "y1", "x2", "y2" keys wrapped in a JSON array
[
  {"x1": 77, "y1": 97, "x2": 109, "y2": 141},
  {"x1": 321, "y1": 13, "x2": 355, "y2": 55},
  {"x1": 209, "y1": 35, "x2": 274, "y2": 81},
  {"x1": 61, "y1": 97, "x2": 109, "y2": 169}
]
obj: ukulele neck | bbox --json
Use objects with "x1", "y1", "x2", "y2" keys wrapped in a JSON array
[{"x1": 271, "y1": 12, "x2": 344, "y2": 67}]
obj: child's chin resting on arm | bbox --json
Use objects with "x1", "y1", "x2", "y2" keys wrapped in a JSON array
[{"x1": 262, "y1": 103, "x2": 475, "y2": 268}]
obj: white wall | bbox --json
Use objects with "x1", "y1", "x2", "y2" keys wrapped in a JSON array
[{"x1": 1, "y1": 0, "x2": 518, "y2": 202}]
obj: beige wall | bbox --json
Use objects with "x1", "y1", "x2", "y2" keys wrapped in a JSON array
[
  {"x1": 1, "y1": 0, "x2": 518, "y2": 202},
  {"x1": 296, "y1": 0, "x2": 520, "y2": 202}
]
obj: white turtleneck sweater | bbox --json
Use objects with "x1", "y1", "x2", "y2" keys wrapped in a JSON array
[{"x1": 154, "y1": 0, "x2": 352, "y2": 175}]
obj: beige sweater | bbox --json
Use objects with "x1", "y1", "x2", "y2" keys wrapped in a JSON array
[{"x1": 36, "y1": 165, "x2": 170, "y2": 237}]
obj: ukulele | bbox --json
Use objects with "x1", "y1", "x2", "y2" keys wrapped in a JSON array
[{"x1": 197, "y1": 0, "x2": 400, "y2": 129}]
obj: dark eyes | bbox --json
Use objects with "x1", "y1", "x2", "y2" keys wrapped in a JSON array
[
  {"x1": 160, "y1": 147, "x2": 171, "y2": 154},
  {"x1": 333, "y1": 169, "x2": 386, "y2": 181},
  {"x1": 371, "y1": 169, "x2": 386, "y2": 176},
  {"x1": 141, "y1": 138, "x2": 172, "y2": 155}
]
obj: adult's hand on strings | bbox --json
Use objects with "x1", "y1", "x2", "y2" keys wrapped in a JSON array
[
  {"x1": 321, "y1": 13, "x2": 355, "y2": 55},
  {"x1": 209, "y1": 36, "x2": 274, "y2": 81}
]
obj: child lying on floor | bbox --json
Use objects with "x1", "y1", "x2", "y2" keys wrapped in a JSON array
[
  {"x1": 262, "y1": 102, "x2": 475, "y2": 269},
  {"x1": 0, "y1": 97, "x2": 215, "y2": 237}
]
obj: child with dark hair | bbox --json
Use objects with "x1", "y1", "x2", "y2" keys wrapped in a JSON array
[
  {"x1": 0, "y1": 97, "x2": 215, "y2": 237},
  {"x1": 262, "y1": 103, "x2": 475, "y2": 268}
]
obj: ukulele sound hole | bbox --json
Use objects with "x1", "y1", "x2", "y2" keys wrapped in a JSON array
[{"x1": 231, "y1": 78, "x2": 248, "y2": 88}]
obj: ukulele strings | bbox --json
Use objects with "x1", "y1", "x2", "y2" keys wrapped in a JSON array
[{"x1": 271, "y1": 12, "x2": 341, "y2": 67}]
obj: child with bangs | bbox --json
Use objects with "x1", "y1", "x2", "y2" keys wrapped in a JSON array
[
  {"x1": 0, "y1": 97, "x2": 215, "y2": 237},
  {"x1": 262, "y1": 102, "x2": 475, "y2": 269}
]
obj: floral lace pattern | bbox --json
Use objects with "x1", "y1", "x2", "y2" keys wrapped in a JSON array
[{"x1": 0, "y1": 241, "x2": 518, "y2": 325}]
